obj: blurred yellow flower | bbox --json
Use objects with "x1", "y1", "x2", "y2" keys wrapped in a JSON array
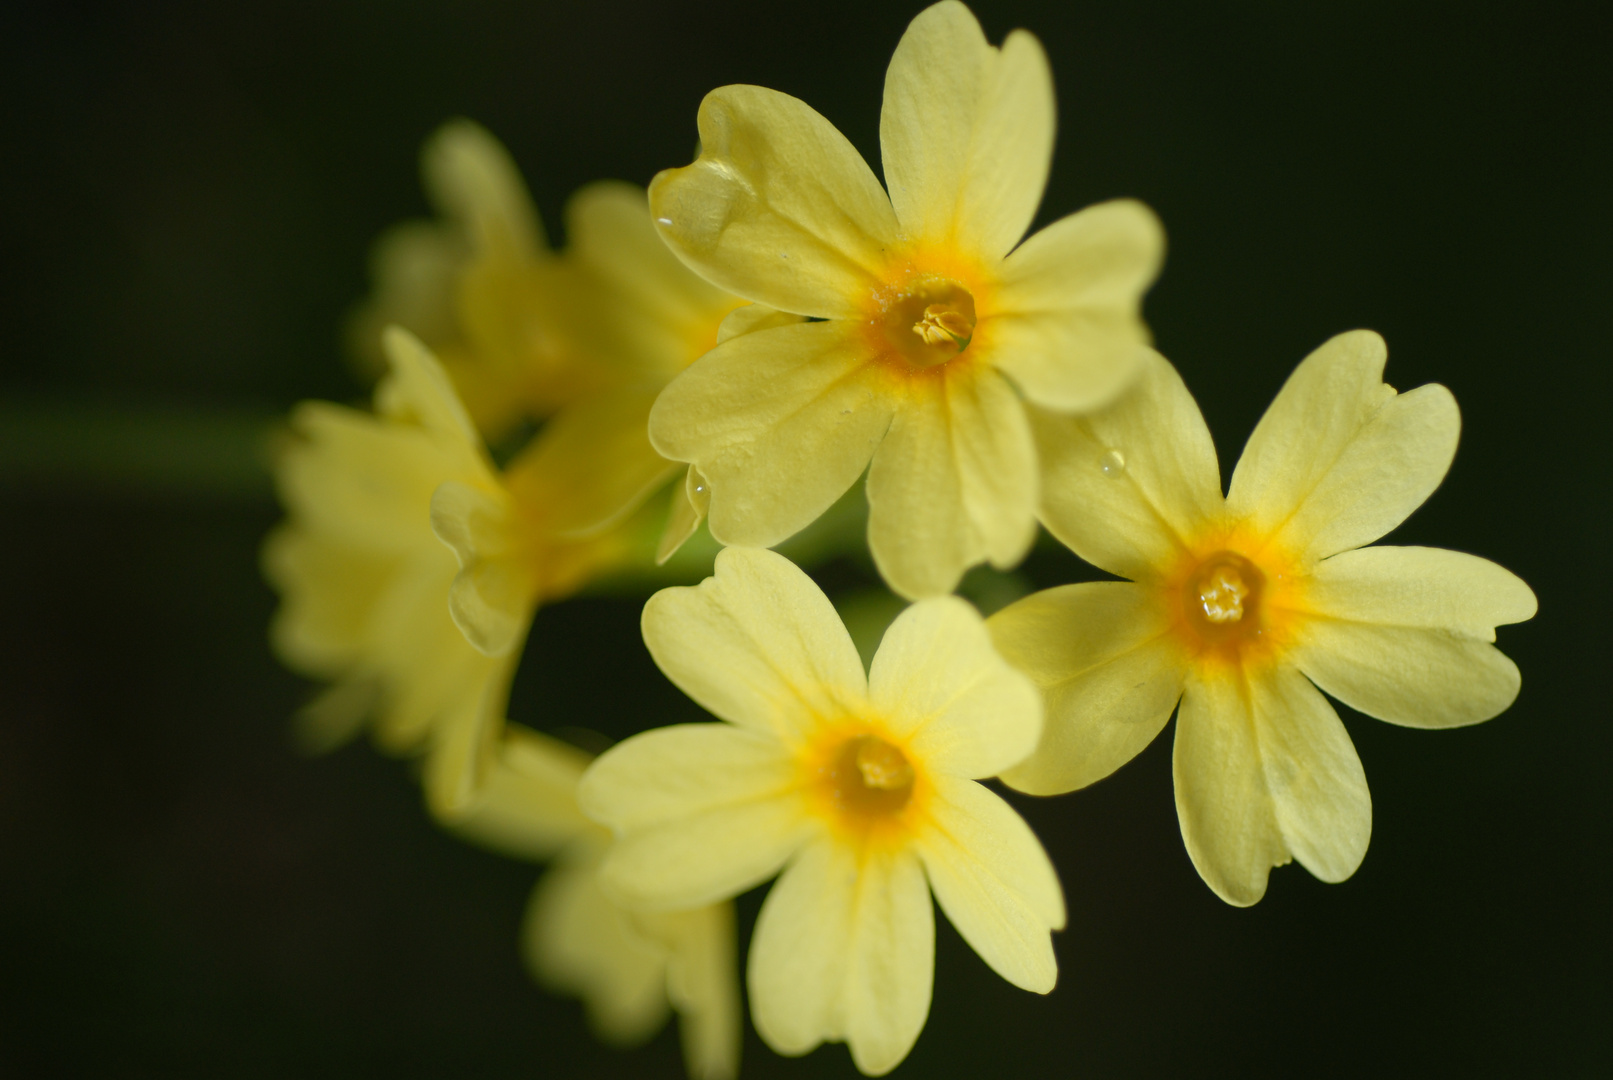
[
  {"x1": 453, "y1": 725, "x2": 740, "y2": 1080},
  {"x1": 989, "y1": 332, "x2": 1536, "y2": 905},
  {"x1": 264, "y1": 328, "x2": 636, "y2": 816},
  {"x1": 579, "y1": 547, "x2": 1063, "y2": 1075},
  {"x1": 348, "y1": 120, "x2": 602, "y2": 441},
  {"x1": 647, "y1": 0, "x2": 1163, "y2": 598}
]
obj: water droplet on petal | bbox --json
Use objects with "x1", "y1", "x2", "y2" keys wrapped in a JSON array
[{"x1": 1100, "y1": 448, "x2": 1126, "y2": 478}]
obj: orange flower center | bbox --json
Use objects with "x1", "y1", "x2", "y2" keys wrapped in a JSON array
[
  {"x1": 1163, "y1": 541, "x2": 1304, "y2": 672},
  {"x1": 827, "y1": 734, "x2": 916, "y2": 818},
  {"x1": 867, "y1": 274, "x2": 979, "y2": 370}
]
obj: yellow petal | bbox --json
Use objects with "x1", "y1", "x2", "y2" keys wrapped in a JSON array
[
  {"x1": 523, "y1": 852, "x2": 671, "y2": 1045},
  {"x1": 430, "y1": 480, "x2": 528, "y2": 658},
  {"x1": 651, "y1": 323, "x2": 896, "y2": 547},
  {"x1": 914, "y1": 774, "x2": 1063, "y2": 992},
  {"x1": 1029, "y1": 348, "x2": 1222, "y2": 582},
  {"x1": 581, "y1": 723, "x2": 810, "y2": 909},
  {"x1": 567, "y1": 180, "x2": 740, "y2": 377},
  {"x1": 345, "y1": 219, "x2": 465, "y2": 377},
  {"x1": 446, "y1": 723, "x2": 594, "y2": 860},
  {"x1": 262, "y1": 525, "x2": 395, "y2": 678},
  {"x1": 650, "y1": 85, "x2": 900, "y2": 318},
  {"x1": 868, "y1": 596, "x2": 1042, "y2": 778},
  {"x1": 716, "y1": 303, "x2": 803, "y2": 343},
  {"x1": 651, "y1": 902, "x2": 742, "y2": 1080},
  {"x1": 656, "y1": 465, "x2": 711, "y2": 565},
  {"x1": 748, "y1": 839, "x2": 933, "y2": 1075},
  {"x1": 640, "y1": 549, "x2": 869, "y2": 740},
  {"x1": 866, "y1": 364, "x2": 1036, "y2": 599},
  {"x1": 880, "y1": 2, "x2": 1054, "y2": 261},
  {"x1": 421, "y1": 118, "x2": 546, "y2": 260},
  {"x1": 277, "y1": 404, "x2": 464, "y2": 552},
  {"x1": 505, "y1": 389, "x2": 679, "y2": 539},
  {"x1": 1174, "y1": 665, "x2": 1371, "y2": 906},
  {"x1": 1227, "y1": 330, "x2": 1460, "y2": 561},
  {"x1": 377, "y1": 326, "x2": 485, "y2": 448},
  {"x1": 991, "y1": 582, "x2": 1187, "y2": 795},
  {"x1": 1292, "y1": 546, "x2": 1533, "y2": 729},
  {"x1": 420, "y1": 644, "x2": 522, "y2": 820},
  {"x1": 988, "y1": 200, "x2": 1164, "y2": 411},
  {"x1": 1304, "y1": 545, "x2": 1537, "y2": 636}
]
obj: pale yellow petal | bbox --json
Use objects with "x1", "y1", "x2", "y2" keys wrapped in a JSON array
[
  {"x1": 991, "y1": 582, "x2": 1187, "y2": 795},
  {"x1": 376, "y1": 326, "x2": 484, "y2": 449},
  {"x1": 276, "y1": 404, "x2": 464, "y2": 552},
  {"x1": 422, "y1": 118, "x2": 546, "y2": 259},
  {"x1": 262, "y1": 525, "x2": 395, "y2": 678},
  {"x1": 581, "y1": 723, "x2": 810, "y2": 909},
  {"x1": 868, "y1": 596, "x2": 1042, "y2": 778},
  {"x1": 716, "y1": 303, "x2": 803, "y2": 343},
  {"x1": 506, "y1": 390, "x2": 678, "y2": 539},
  {"x1": 345, "y1": 219, "x2": 465, "y2": 376},
  {"x1": 567, "y1": 180, "x2": 737, "y2": 363},
  {"x1": 523, "y1": 854, "x2": 670, "y2": 1045},
  {"x1": 1227, "y1": 330, "x2": 1460, "y2": 560},
  {"x1": 639, "y1": 548, "x2": 868, "y2": 743},
  {"x1": 1029, "y1": 348, "x2": 1222, "y2": 582},
  {"x1": 1174, "y1": 666, "x2": 1371, "y2": 906},
  {"x1": 656, "y1": 465, "x2": 711, "y2": 565},
  {"x1": 420, "y1": 645, "x2": 522, "y2": 820},
  {"x1": 430, "y1": 480, "x2": 528, "y2": 658},
  {"x1": 987, "y1": 200, "x2": 1164, "y2": 411},
  {"x1": 291, "y1": 679, "x2": 379, "y2": 755},
  {"x1": 915, "y1": 774, "x2": 1063, "y2": 992},
  {"x1": 447, "y1": 724, "x2": 594, "y2": 861},
  {"x1": 866, "y1": 364, "x2": 1036, "y2": 599},
  {"x1": 649, "y1": 903, "x2": 742, "y2": 1080},
  {"x1": 881, "y1": 2, "x2": 1054, "y2": 260},
  {"x1": 749, "y1": 839, "x2": 932, "y2": 1076},
  {"x1": 650, "y1": 85, "x2": 900, "y2": 318},
  {"x1": 649, "y1": 321, "x2": 895, "y2": 548},
  {"x1": 1291, "y1": 549, "x2": 1533, "y2": 730}
]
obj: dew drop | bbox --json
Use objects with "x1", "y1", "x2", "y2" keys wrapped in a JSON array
[
  {"x1": 1100, "y1": 448, "x2": 1126, "y2": 478},
  {"x1": 655, "y1": 217, "x2": 673, "y2": 226}
]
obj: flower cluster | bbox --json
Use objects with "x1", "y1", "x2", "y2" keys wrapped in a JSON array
[{"x1": 266, "y1": 3, "x2": 1534, "y2": 1075}]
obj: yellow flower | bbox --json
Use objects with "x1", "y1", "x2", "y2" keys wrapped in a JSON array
[
  {"x1": 346, "y1": 120, "x2": 604, "y2": 441},
  {"x1": 646, "y1": 1, "x2": 1164, "y2": 598},
  {"x1": 578, "y1": 547, "x2": 1064, "y2": 1075},
  {"x1": 264, "y1": 327, "x2": 634, "y2": 816},
  {"x1": 452, "y1": 725, "x2": 740, "y2": 1080},
  {"x1": 988, "y1": 332, "x2": 1536, "y2": 905}
]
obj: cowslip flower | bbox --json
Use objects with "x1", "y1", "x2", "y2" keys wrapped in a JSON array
[
  {"x1": 578, "y1": 547, "x2": 1064, "y2": 1075},
  {"x1": 264, "y1": 328, "x2": 636, "y2": 815},
  {"x1": 347, "y1": 120, "x2": 603, "y2": 440},
  {"x1": 647, "y1": 0, "x2": 1163, "y2": 598},
  {"x1": 452, "y1": 724, "x2": 739, "y2": 1080},
  {"x1": 987, "y1": 332, "x2": 1536, "y2": 905}
]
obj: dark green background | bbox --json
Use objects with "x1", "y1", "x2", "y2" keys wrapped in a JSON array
[{"x1": 1, "y1": 1, "x2": 1606, "y2": 1076}]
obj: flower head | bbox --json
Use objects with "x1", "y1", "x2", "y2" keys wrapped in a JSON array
[
  {"x1": 453, "y1": 725, "x2": 740, "y2": 1080},
  {"x1": 265, "y1": 328, "x2": 635, "y2": 816},
  {"x1": 647, "y1": 1, "x2": 1164, "y2": 598},
  {"x1": 347, "y1": 120, "x2": 604, "y2": 440},
  {"x1": 578, "y1": 547, "x2": 1063, "y2": 1075},
  {"x1": 988, "y1": 332, "x2": 1536, "y2": 905}
]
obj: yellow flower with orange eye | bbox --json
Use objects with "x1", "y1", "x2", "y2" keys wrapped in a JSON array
[
  {"x1": 988, "y1": 331, "x2": 1536, "y2": 905},
  {"x1": 646, "y1": 0, "x2": 1163, "y2": 599},
  {"x1": 578, "y1": 547, "x2": 1063, "y2": 1076}
]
